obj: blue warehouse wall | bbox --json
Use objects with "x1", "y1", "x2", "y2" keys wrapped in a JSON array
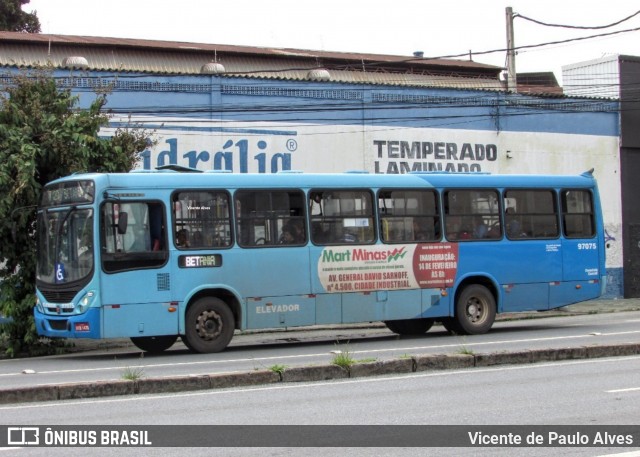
[{"x1": 49, "y1": 70, "x2": 623, "y2": 298}]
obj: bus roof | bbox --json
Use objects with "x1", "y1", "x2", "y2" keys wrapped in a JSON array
[{"x1": 50, "y1": 170, "x2": 598, "y2": 191}]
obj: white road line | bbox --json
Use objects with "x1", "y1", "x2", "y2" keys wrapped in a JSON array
[
  {"x1": 596, "y1": 452, "x2": 640, "y2": 457},
  {"x1": 2, "y1": 355, "x2": 639, "y2": 411},
  {"x1": 1, "y1": 329, "x2": 639, "y2": 379},
  {"x1": 347, "y1": 330, "x2": 640, "y2": 356},
  {"x1": 606, "y1": 387, "x2": 640, "y2": 393}
]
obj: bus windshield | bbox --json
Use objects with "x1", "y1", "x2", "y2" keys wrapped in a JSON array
[{"x1": 37, "y1": 207, "x2": 94, "y2": 285}]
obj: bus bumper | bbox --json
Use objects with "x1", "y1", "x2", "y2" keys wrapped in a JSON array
[{"x1": 34, "y1": 307, "x2": 102, "y2": 339}]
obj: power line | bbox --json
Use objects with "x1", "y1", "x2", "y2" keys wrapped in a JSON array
[
  {"x1": 401, "y1": 27, "x2": 640, "y2": 64},
  {"x1": 515, "y1": 9, "x2": 640, "y2": 30}
]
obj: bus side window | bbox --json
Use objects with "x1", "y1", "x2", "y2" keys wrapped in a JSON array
[
  {"x1": 562, "y1": 189, "x2": 594, "y2": 238},
  {"x1": 504, "y1": 189, "x2": 559, "y2": 240},
  {"x1": 100, "y1": 201, "x2": 168, "y2": 273},
  {"x1": 444, "y1": 189, "x2": 500, "y2": 241},
  {"x1": 235, "y1": 190, "x2": 306, "y2": 247},
  {"x1": 173, "y1": 191, "x2": 232, "y2": 249},
  {"x1": 310, "y1": 190, "x2": 374, "y2": 245},
  {"x1": 378, "y1": 189, "x2": 440, "y2": 243}
]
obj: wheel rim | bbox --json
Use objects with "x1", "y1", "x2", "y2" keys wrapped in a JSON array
[
  {"x1": 195, "y1": 310, "x2": 223, "y2": 341},
  {"x1": 465, "y1": 296, "x2": 487, "y2": 324}
]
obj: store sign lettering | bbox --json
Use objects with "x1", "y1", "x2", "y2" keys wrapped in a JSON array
[
  {"x1": 373, "y1": 140, "x2": 498, "y2": 174},
  {"x1": 140, "y1": 137, "x2": 293, "y2": 173}
]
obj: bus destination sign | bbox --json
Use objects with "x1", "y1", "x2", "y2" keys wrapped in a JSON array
[{"x1": 178, "y1": 254, "x2": 223, "y2": 268}]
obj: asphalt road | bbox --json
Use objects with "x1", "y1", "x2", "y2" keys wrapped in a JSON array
[
  {"x1": 1, "y1": 309, "x2": 640, "y2": 390},
  {"x1": 1, "y1": 355, "x2": 640, "y2": 457}
]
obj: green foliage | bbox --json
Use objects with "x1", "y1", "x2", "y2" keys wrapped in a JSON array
[
  {"x1": 331, "y1": 345, "x2": 355, "y2": 370},
  {"x1": 0, "y1": 69, "x2": 154, "y2": 357},
  {"x1": 121, "y1": 366, "x2": 145, "y2": 381},
  {"x1": 269, "y1": 364, "x2": 287, "y2": 377},
  {"x1": 0, "y1": 0, "x2": 41, "y2": 33},
  {"x1": 457, "y1": 346, "x2": 475, "y2": 355}
]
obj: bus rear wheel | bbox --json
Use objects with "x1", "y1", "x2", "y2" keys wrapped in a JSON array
[
  {"x1": 384, "y1": 318, "x2": 434, "y2": 335},
  {"x1": 449, "y1": 284, "x2": 496, "y2": 335},
  {"x1": 130, "y1": 335, "x2": 178, "y2": 353},
  {"x1": 184, "y1": 297, "x2": 235, "y2": 353}
]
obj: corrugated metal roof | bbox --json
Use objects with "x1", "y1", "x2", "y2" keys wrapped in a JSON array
[{"x1": 0, "y1": 32, "x2": 504, "y2": 90}]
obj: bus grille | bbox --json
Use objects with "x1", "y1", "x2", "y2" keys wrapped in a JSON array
[
  {"x1": 48, "y1": 319, "x2": 69, "y2": 331},
  {"x1": 40, "y1": 289, "x2": 78, "y2": 304}
]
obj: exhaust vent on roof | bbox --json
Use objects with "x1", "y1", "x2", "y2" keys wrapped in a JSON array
[
  {"x1": 307, "y1": 68, "x2": 331, "y2": 82},
  {"x1": 62, "y1": 56, "x2": 89, "y2": 69},
  {"x1": 201, "y1": 61, "x2": 226, "y2": 74}
]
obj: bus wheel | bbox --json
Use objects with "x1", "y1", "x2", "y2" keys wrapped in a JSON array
[
  {"x1": 453, "y1": 284, "x2": 496, "y2": 335},
  {"x1": 384, "y1": 318, "x2": 434, "y2": 335},
  {"x1": 184, "y1": 297, "x2": 235, "y2": 353},
  {"x1": 130, "y1": 335, "x2": 178, "y2": 353}
]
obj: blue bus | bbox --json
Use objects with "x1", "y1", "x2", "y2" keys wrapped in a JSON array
[{"x1": 34, "y1": 169, "x2": 606, "y2": 353}]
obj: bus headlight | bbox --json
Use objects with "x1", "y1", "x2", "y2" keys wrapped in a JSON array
[
  {"x1": 36, "y1": 297, "x2": 44, "y2": 314},
  {"x1": 77, "y1": 291, "x2": 96, "y2": 314}
]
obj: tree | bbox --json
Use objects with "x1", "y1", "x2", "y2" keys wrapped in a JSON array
[
  {"x1": 0, "y1": 70, "x2": 154, "y2": 356},
  {"x1": 0, "y1": 0, "x2": 41, "y2": 33}
]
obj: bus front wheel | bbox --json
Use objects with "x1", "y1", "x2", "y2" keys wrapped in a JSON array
[
  {"x1": 184, "y1": 297, "x2": 235, "y2": 353},
  {"x1": 447, "y1": 284, "x2": 496, "y2": 335},
  {"x1": 130, "y1": 335, "x2": 178, "y2": 353}
]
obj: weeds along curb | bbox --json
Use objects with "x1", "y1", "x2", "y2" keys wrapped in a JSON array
[{"x1": 2, "y1": 343, "x2": 640, "y2": 405}]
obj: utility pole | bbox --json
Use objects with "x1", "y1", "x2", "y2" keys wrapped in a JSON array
[{"x1": 505, "y1": 7, "x2": 517, "y2": 92}]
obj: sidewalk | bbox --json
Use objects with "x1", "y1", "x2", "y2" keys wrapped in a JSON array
[
  {"x1": 1, "y1": 297, "x2": 640, "y2": 405},
  {"x1": 561, "y1": 297, "x2": 640, "y2": 314},
  {"x1": 495, "y1": 297, "x2": 640, "y2": 321}
]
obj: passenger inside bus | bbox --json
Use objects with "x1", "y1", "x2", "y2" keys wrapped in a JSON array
[
  {"x1": 149, "y1": 204, "x2": 165, "y2": 251},
  {"x1": 505, "y1": 207, "x2": 523, "y2": 238},
  {"x1": 412, "y1": 219, "x2": 429, "y2": 241},
  {"x1": 176, "y1": 229, "x2": 189, "y2": 247},
  {"x1": 309, "y1": 192, "x2": 323, "y2": 216},
  {"x1": 472, "y1": 216, "x2": 488, "y2": 239},
  {"x1": 279, "y1": 219, "x2": 305, "y2": 244}
]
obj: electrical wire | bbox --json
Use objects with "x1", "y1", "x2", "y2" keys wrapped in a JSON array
[
  {"x1": 7, "y1": 11, "x2": 636, "y2": 134},
  {"x1": 399, "y1": 27, "x2": 640, "y2": 64},
  {"x1": 515, "y1": 9, "x2": 640, "y2": 30}
]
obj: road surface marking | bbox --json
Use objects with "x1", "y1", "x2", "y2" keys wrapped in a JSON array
[{"x1": 1, "y1": 355, "x2": 639, "y2": 411}]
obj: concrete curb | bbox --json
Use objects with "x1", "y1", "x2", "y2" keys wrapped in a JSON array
[{"x1": 3, "y1": 342, "x2": 640, "y2": 405}]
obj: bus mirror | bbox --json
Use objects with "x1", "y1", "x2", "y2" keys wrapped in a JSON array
[{"x1": 117, "y1": 212, "x2": 128, "y2": 234}]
